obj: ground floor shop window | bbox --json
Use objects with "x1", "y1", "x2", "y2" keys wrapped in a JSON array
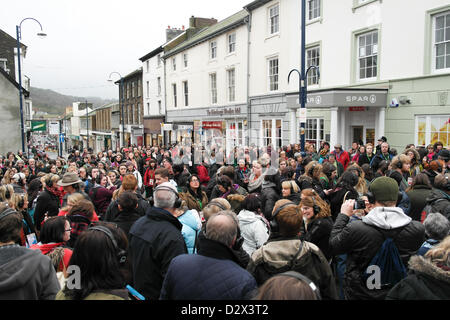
[
  {"x1": 305, "y1": 118, "x2": 324, "y2": 151},
  {"x1": 416, "y1": 115, "x2": 450, "y2": 148},
  {"x1": 261, "y1": 119, "x2": 282, "y2": 149}
]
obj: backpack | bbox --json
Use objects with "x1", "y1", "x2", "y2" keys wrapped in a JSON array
[
  {"x1": 420, "y1": 199, "x2": 446, "y2": 223},
  {"x1": 362, "y1": 229, "x2": 407, "y2": 290}
]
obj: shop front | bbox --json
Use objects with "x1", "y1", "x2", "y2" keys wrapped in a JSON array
[
  {"x1": 286, "y1": 88, "x2": 388, "y2": 150},
  {"x1": 144, "y1": 118, "x2": 164, "y2": 147}
]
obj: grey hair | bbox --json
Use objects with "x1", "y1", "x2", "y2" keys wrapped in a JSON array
[
  {"x1": 154, "y1": 188, "x2": 177, "y2": 209},
  {"x1": 424, "y1": 212, "x2": 450, "y2": 240},
  {"x1": 205, "y1": 210, "x2": 238, "y2": 247}
]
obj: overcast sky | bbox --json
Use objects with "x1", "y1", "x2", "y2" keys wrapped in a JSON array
[{"x1": 1, "y1": 0, "x2": 250, "y2": 100}]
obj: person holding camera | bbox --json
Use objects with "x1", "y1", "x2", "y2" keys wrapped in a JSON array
[{"x1": 329, "y1": 176, "x2": 425, "y2": 300}]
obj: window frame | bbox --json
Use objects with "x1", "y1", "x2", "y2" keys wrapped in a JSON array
[
  {"x1": 268, "y1": 3, "x2": 280, "y2": 35},
  {"x1": 172, "y1": 57, "x2": 176, "y2": 71},
  {"x1": 210, "y1": 73, "x2": 218, "y2": 105},
  {"x1": 357, "y1": 30, "x2": 379, "y2": 81},
  {"x1": 227, "y1": 68, "x2": 236, "y2": 102},
  {"x1": 227, "y1": 33, "x2": 236, "y2": 54},
  {"x1": 172, "y1": 83, "x2": 177, "y2": 108},
  {"x1": 432, "y1": 10, "x2": 450, "y2": 73},
  {"x1": 268, "y1": 56, "x2": 279, "y2": 92},
  {"x1": 182, "y1": 80, "x2": 189, "y2": 107},
  {"x1": 306, "y1": 43, "x2": 321, "y2": 86},
  {"x1": 415, "y1": 114, "x2": 450, "y2": 148},
  {"x1": 305, "y1": 118, "x2": 325, "y2": 151},
  {"x1": 307, "y1": 0, "x2": 321, "y2": 21},
  {"x1": 260, "y1": 118, "x2": 283, "y2": 149},
  {"x1": 210, "y1": 40, "x2": 217, "y2": 60},
  {"x1": 183, "y1": 53, "x2": 188, "y2": 68}
]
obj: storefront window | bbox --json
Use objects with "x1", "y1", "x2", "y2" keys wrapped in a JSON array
[
  {"x1": 261, "y1": 119, "x2": 282, "y2": 148},
  {"x1": 416, "y1": 115, "x2": 449, "y2": 147},
  {"x1": 306, "y1": 118, "x2": 324, "y2": 151}
]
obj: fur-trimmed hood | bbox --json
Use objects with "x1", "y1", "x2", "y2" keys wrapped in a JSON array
[
  {"x1": 408, "y1": 255, "x2": 450, "y2": 285},
  {"x1": 403, "y1": 148, "x2": 421, "y2": 162}
]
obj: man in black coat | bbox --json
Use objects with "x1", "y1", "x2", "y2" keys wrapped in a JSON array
[
  {"x1": 129, "y1": 182, "x2": 187, "y2": 300},
  {"x1": 329, "y1": 176, "x2": 425, "y2": 300}
]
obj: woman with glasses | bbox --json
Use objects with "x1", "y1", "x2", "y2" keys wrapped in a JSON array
[
  {"x1": 31, "y1": 216, "x2": 73, "y2": 274},
  {"x1": 179, "y1": 174, "x2": 208, "y2": 212}
]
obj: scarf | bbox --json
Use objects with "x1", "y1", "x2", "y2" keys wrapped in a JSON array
[{"x1": 46, "y1": 186, "x2": 63, "y2": 201}]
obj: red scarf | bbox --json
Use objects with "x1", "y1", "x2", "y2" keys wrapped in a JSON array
[{"x1": 46, "y1": 186, "x2": 63, "y2": 202}]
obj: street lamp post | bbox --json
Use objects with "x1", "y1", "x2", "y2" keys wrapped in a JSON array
[
  {"x1": 108, "y1": 72, "x2": 124, "y2": 148},
  {"x1": 287, "y1": 0, "x2": 319, "y2": 152},
  {"x1": 16, "y1": 18, "x2": 46, "y2": 154}
]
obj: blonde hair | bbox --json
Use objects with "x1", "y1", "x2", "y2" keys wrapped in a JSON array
[
  {"x1": 425, "y1": 235, "x2": 450, "y2": 267},
  {"x1": 299, "y1": 195, "x2": 331, "y2": 219},
  {"x1": 0, "y1": 185, "x2": 15, "y2": 205},
  {"x1": 1, "y1": 169, "x2": 14, "y2": 185},
  {"x1": 281, "y1": 180, "x2": 300, "y2": 193},
  {"x1": 61, "y1": 192, "x2": 85, "y2": 212},
  {"x1": 201, "y1": 198, "x2": 231, "y2": 222},
  {"x1": 12, "y1": 193, "x2": 28, "y2": 210},
  {"x1": 391, "y1": 154, "x2": 411, "y2": 170}
]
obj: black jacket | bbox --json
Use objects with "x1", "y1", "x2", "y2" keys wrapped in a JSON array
[
  {"x1": 111, "y1": 208, "x2": 142, "y2": 240},
  {"x1": 260, "y1": 184, "x2": 280, "y2": 220},
  {"x1": 300, "y1": 216, "x2": 333, "y2": 261},
  {"x1": 129, "y1": 207, "x2": 187, "y2": 300},
  {"x1": 33, "y1": 189, "x2": 61, "y2": 231},
  {"x1": 328, "y1": 186, "x2": 359, "y2": 221},
  {"x1": 329, "y1": 211, "x2": 425, "y2": 300},
  {"x1": 425, "y1": 188, "x2": 450, "y2": 221},
  {"x1": 103, "y1": 193, "x2": 149, "y2": 222},
  {"x1": 406, "y1": 185, "x2": 433, "y2": 221},
  {"x1": 386, "y1": 255, "x2": 450, "y2": 300}
]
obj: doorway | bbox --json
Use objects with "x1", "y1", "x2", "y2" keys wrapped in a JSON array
[{"x1": 352, "y1": 126, "x2": 363, "y2": 145}]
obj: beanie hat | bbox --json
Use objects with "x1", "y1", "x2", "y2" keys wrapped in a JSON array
[{"x1": 369, "y1": 176, "x2": 399, "y2": 202}]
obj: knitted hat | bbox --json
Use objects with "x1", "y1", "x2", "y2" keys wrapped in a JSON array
[{"x1": 369, "y1": 176, "x2": 399, "y2": 202}]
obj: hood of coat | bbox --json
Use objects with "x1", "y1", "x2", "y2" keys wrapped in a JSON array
[
  {"x1": 238, "y1": 210, "x2": 261, "y2": 226},
  {"x1": 403, "y1": 148, "x2": 421, "y2": 163},
  {"x1": 362, "y1": 206, "x2": 412, "y2": 230},
  {"x1": 408, "y1": 255, "x2": 450, "y2": 285},
  {"x1": 253, "y1": 239, "x2": 320, "y2": 269},
  {"x1": 0, "y1": 245, "x2": 49, "y2": 292},
  {"x1": 426, "y1": 188, "x2": 450, "y2": 204},
  {"x1": 178, "y1": 209, "x2": 202, "y2": 232}
]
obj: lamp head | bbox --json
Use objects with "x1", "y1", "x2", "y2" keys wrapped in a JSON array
[{"x1": 37, "y1": 32, "x2": 47, "y2": 38}]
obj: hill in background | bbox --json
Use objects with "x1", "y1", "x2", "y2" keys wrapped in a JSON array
[{"x1": 30, "y1": 87, "x2": 116, "y2": 116}]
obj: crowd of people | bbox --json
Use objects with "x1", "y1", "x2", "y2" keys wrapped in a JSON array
[{"x1": 0, "y1": 136, "x2": 449, "y2": 300}]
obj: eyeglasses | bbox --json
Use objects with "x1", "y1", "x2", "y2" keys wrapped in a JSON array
[{"x1": 65, "y1": 228, "x2": 72, "y2": 232}]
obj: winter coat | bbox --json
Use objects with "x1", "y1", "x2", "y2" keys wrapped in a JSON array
[
  {"x1": 301, "y1": 216, "x2": 333, "y2": 261},
  {"x1": 247, "y1": 237, "x2": 338, "y2": 300},
  {"x1": 397, "y1": 190, "x2": 411, "y2": 216},
  {"x1": 370, "y1": 152, "x2": 393, "y2": 171},
  {"x1": 284, "y1": 192, "x2": 301, "y2": 205},
  {"x1": 329, "y1": 207, "x2": 425, "y2": 300},
  {"x1": 425, "y1": 188, "x2": 450, "y2": 220},
  {"x1": 129, "y1": 207, "x2": 188, "y2": 300},
  {"x1": 179, "y1": 189, "x2": 209, "y2": 212},
  {"x1": 0, "y1": 244, "x2": 60, "y2": 300},
  {"x1": 358, "y1": 153, "x2": 375, "y2": 167},
  {"x1": 143, "y1": 167, "x2": 156, "y2": 187},
  {"x1": 33, "y1": 189, "x2": 61, "y2": 231},
  {"x1": 260, "y1": 182, "x2": 281, "y2": 220},
  {"x1": 159, "y1": 238, "x2": 257, "y2": 300},
  {"x1": 386, "y1": 255, "x2": 450, "y2": 300},
  {"x1": 297, "y1": 176, "x2": 326, "y2": 199},
  {"x1": 196, "y1": 165, "x2": 210, "y2": 187},
  {"x1": 30, "y1": 242, "x2": 72, "y2": 272},
  {"x1": 235, "y1": 166, "x2": 251, "y2": 190},
  {"x1": 247, "y1": 173, "x2": 265, "y2": 194},
  {"x1": 88, "y1": 185, "x2": 115, "y2": 217},
  {"x1": 104, "y1": 193, "x2": 149, "y2": 222},
  {"x1": 406, "y1": 185, "x2": 433, "y2": 221},
  {"x1": 237, "y1": 209, "x2": 270, "y2": 257},
  {"x1": 178, "y1": 209, "x2": 202, "y2": 254},
  {"x1": 332, "y1": 150, "x2": 350, "y2": 170},
  {"x1": 110, "y1": 207, "x2": 142, "y2": 240},
  {"x1": 328, "y1": 186, "x2": 359, "y2": 221}
]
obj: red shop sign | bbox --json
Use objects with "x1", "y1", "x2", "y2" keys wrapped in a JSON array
[
  {"x1": 349, "y1": 107, "x2": 366, "y2": 111},
  {"x1": 202, "y1": 121, "x2": 223, "y2": 130}
]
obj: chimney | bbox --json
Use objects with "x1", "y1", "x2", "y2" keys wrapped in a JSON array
[
  {"x1": 189, "y1": 16, "x2": 217, "y2": 29},
  {"x1": 166, "y1": 26, "x2": 184, "y2": 42}
]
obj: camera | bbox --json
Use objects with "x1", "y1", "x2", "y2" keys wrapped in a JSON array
[{"x1": 354, "y1": 198, "x2": 366, "y2": 210}]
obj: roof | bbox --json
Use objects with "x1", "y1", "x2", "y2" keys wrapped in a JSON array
[
  {"x1": 163, "y1": 10, "x2": 248, "y2": 59},
  {"x1": 244, "y1": 0, "x2": 273, "y2": 11},
  {"x1": 114, "y1": 67, "x2": 143, "y2": 84},
  {"x1": 139, "y1": 46, "x2": 163, "y2": 62},
  {"x1": 0, "y1": 67, "x2": 30, "y2": 97}
]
